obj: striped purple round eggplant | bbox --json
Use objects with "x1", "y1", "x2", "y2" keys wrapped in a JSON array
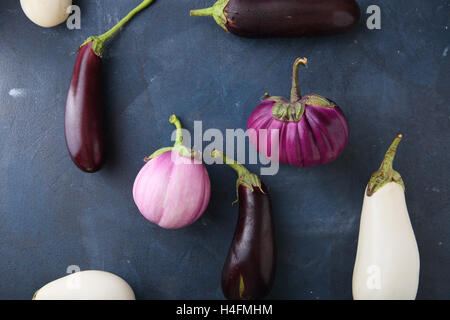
[
  {"x1": 64, "y1": 0, "x2": 155, "y2": 172},
  {"x1": 212, "y1": 151, "x2": 275, "y2": 300},
  {"x1": 190, "y1": 0, "x2": 360, "y2": 37},
  {"x1": 247, "y1": 58, "x2": 349, "y2": 167}
]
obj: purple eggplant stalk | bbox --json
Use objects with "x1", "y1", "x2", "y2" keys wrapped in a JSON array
[
  {"x1": 190, "y1": 0, "x2": 360, "y2": 37},
  {"x1": 65, "y1": 0, "x2": 155, "y2": 172},
  {"x1": 212, "y1": 150, "x2": 275, "y2": 300},
  {"x1": 247, "y1": 57, "x2": 349, "y2": 167}
]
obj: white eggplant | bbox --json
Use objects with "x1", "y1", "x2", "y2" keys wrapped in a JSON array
[
  {"x1": 352, "y1": 135, "x2": 420, "y2": 300},
  {"x1": 20, "y1": 0, "x2": 72, "y2": 28},
  {"x1": 33, "y1": 270, "x2": 136, "y2": 300}
]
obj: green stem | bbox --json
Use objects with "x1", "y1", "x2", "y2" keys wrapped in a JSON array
[
  {"x1": 290, "y1": 57, "x2": 308, "y2": 102},
  {"x1": 211, "y1": 150, "x2": 251, "y2": 177},
  {"x1": 190, "y1": 7, "x2": 214, "y2": 17},
  {"x1": 379, "y1": 134, "x2": 402, "y2": 173},
  {"x1": 145, "y1": 114, "x2": 192, "y2": 161},
  {"x1": 367, "y1": 134, "x2": 405, "y2": 196},
  {"x1": 211, "y1": 150, "x2": 263, "y2": 202},
  {"x1": 82, "y1": 0, "x2": 155, "y2": 56},
  {"x1": 189, "y1": 0, "x2": 229, "y2": 32},
  {"x1": 169, "y1": 114, "x2": 184, "y2": 147}
]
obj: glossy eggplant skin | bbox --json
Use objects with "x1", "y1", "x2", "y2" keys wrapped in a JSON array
[
  {"x1": 225, "y1": 0, "x2": 361, "y2": 37},
  {"x1": 65, "y1": 42, "x2": 105, "y2": 173},
  {"x1": 222, "y1": 182, "x2": 276, "y2": 300}
]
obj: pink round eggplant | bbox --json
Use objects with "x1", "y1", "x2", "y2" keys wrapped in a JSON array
[
  {"x1": 133, "y1": 115, "x2": 211, "y2": 230},
  {"x1": 247, "y1": 58, "x2": 349, "y2": 167}
]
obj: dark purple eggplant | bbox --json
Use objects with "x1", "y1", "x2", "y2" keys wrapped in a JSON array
[
  {"x1": 190, "y1": 0, "x2": 361, "y2": 37},
  {"x1": 212, "y1": 150, "x2": 275, "y2": 300},
  {"x1": 65, "y1": 42, "x2": 105, "y2": 173},
  {"x1": 65, "y1": 0, "x2": 155, "y2": 172}
]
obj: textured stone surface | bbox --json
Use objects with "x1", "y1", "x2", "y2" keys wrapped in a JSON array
[{"x1": 0, "y1": 0, "x2": 448, "y2": 299}]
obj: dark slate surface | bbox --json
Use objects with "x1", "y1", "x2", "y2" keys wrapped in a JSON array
[{"x1": 0, "y1": 0, "x2": 448, "y2": 300}]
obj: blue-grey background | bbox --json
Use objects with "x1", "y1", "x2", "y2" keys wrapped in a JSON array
[{"x1": 0, "y1": 0, "x2": 448, "y2": 300}]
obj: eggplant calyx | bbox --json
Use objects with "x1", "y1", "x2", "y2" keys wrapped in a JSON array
[
  {"x1": 235, "y1": 173, "x2": 264, "y2": 204},
  {"x1": 271, "y1": 94, "x2": 335, "y2": 122},
  {"x1": 271, "y1": 97, "x2": 306, "y2": 122},
  {"x1": 145, "y1": 147, "x2": 173, "y2": 162},
  {"x1": 81, "y1": 36, "x2": 105, "y2": 57},
  {"x1": 190, "y1": 0, "x2": 229, "y2": 32},
  {"x1": 271, "y1": 94, "x2": 335, "y2": 121},
  {"x1": 302, "y1": 94, "x2": 336, "y2": 109},
  {"x1": 270, "y1": 57, "x2": 319, "y2": 122},
  {"x1": 211, "y1": 150, "x2": 264, "y2": 203},
  {"x1": 367, "y1": 134, "x2": 405, "y2": 196},
  {"x1": 145, "y1": 115, "x2": 196, "y2": 162},
  {"x1": 81, "y1": 0, "x2": 155, "y2": 56}
]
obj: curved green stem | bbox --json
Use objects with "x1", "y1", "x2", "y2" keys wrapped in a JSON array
[
  {"x1": 211, "y1": 150, "x2": 250, "y2": 177},
  {"x1": 290, "y1": 57, "x2": 308, "y2": 102},
  {"x1": 146, "y1": 114, "x2": 194, "y2": 161},
  {"x1": 367, "y1": 134, "x2": 405, "y2": 196},
  {"x1": 82, "y1": 0, "x2": 155, "y2": 56},
  {"x1": 380, "y1": 134, "x2": 402, "y2": 172},
  {"x1": 211, "y1": 150, "x2": 263, "y2": 202},
  {"x1": 169, "y1": 114, "x2": 184, "y2": 147}
]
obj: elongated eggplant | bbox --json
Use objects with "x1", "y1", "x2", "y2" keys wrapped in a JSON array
[
  {"x1": 212, "y1": 150, "x2": 275, "y2": 300},
  {"x1": 190, "y1": 0, "x2": 361, "y2": 37},
  {"x1": 352, "y1": 135, "x2": 420, "y2": 300},
  {"x1": 65, "y1": 0, "x2": 155, "y2": 172},
  {"x1": 65, "y1": 42, "x2": 104, "y2": 172}
]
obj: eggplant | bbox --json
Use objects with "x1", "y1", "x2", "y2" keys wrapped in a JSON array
[
  {"x1": 190, "y1": 0, "x2": 361, "y2": 37},
  {"x1": 133, "y1": 115, "x2": 211, "y2": 230},
  {"x1": 212, "y1": 150, "x2": 275, "y2": 300},
  {"x1": 65, "y1": 0, "x2": 155, "y2": 172},
  {"x1": 33, "y1": 270, "x2": 136, "y2": 300},
  {"x1": 65, "y1": 42, "x2": 105, "y2": 172},
  {"x1": 353, "y1": 135, "x2": 420, "y2": 300},
  {"x1": 247, "y1": 57, "x2": 349, "y2": 167}
]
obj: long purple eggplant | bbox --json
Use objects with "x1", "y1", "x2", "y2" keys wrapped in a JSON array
[
  {"x1": 212, "y1": 150, "x2": 275, "y2": 300},
  {"x1": 65, "y1": 0, "x2": 155, "y2": 172},
  {"x1": 190, "y1": 0, "x2": 360, "y2": 37},
  {"x1": 65, "y1": 42, "x2": 104, "y2": 173}
]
